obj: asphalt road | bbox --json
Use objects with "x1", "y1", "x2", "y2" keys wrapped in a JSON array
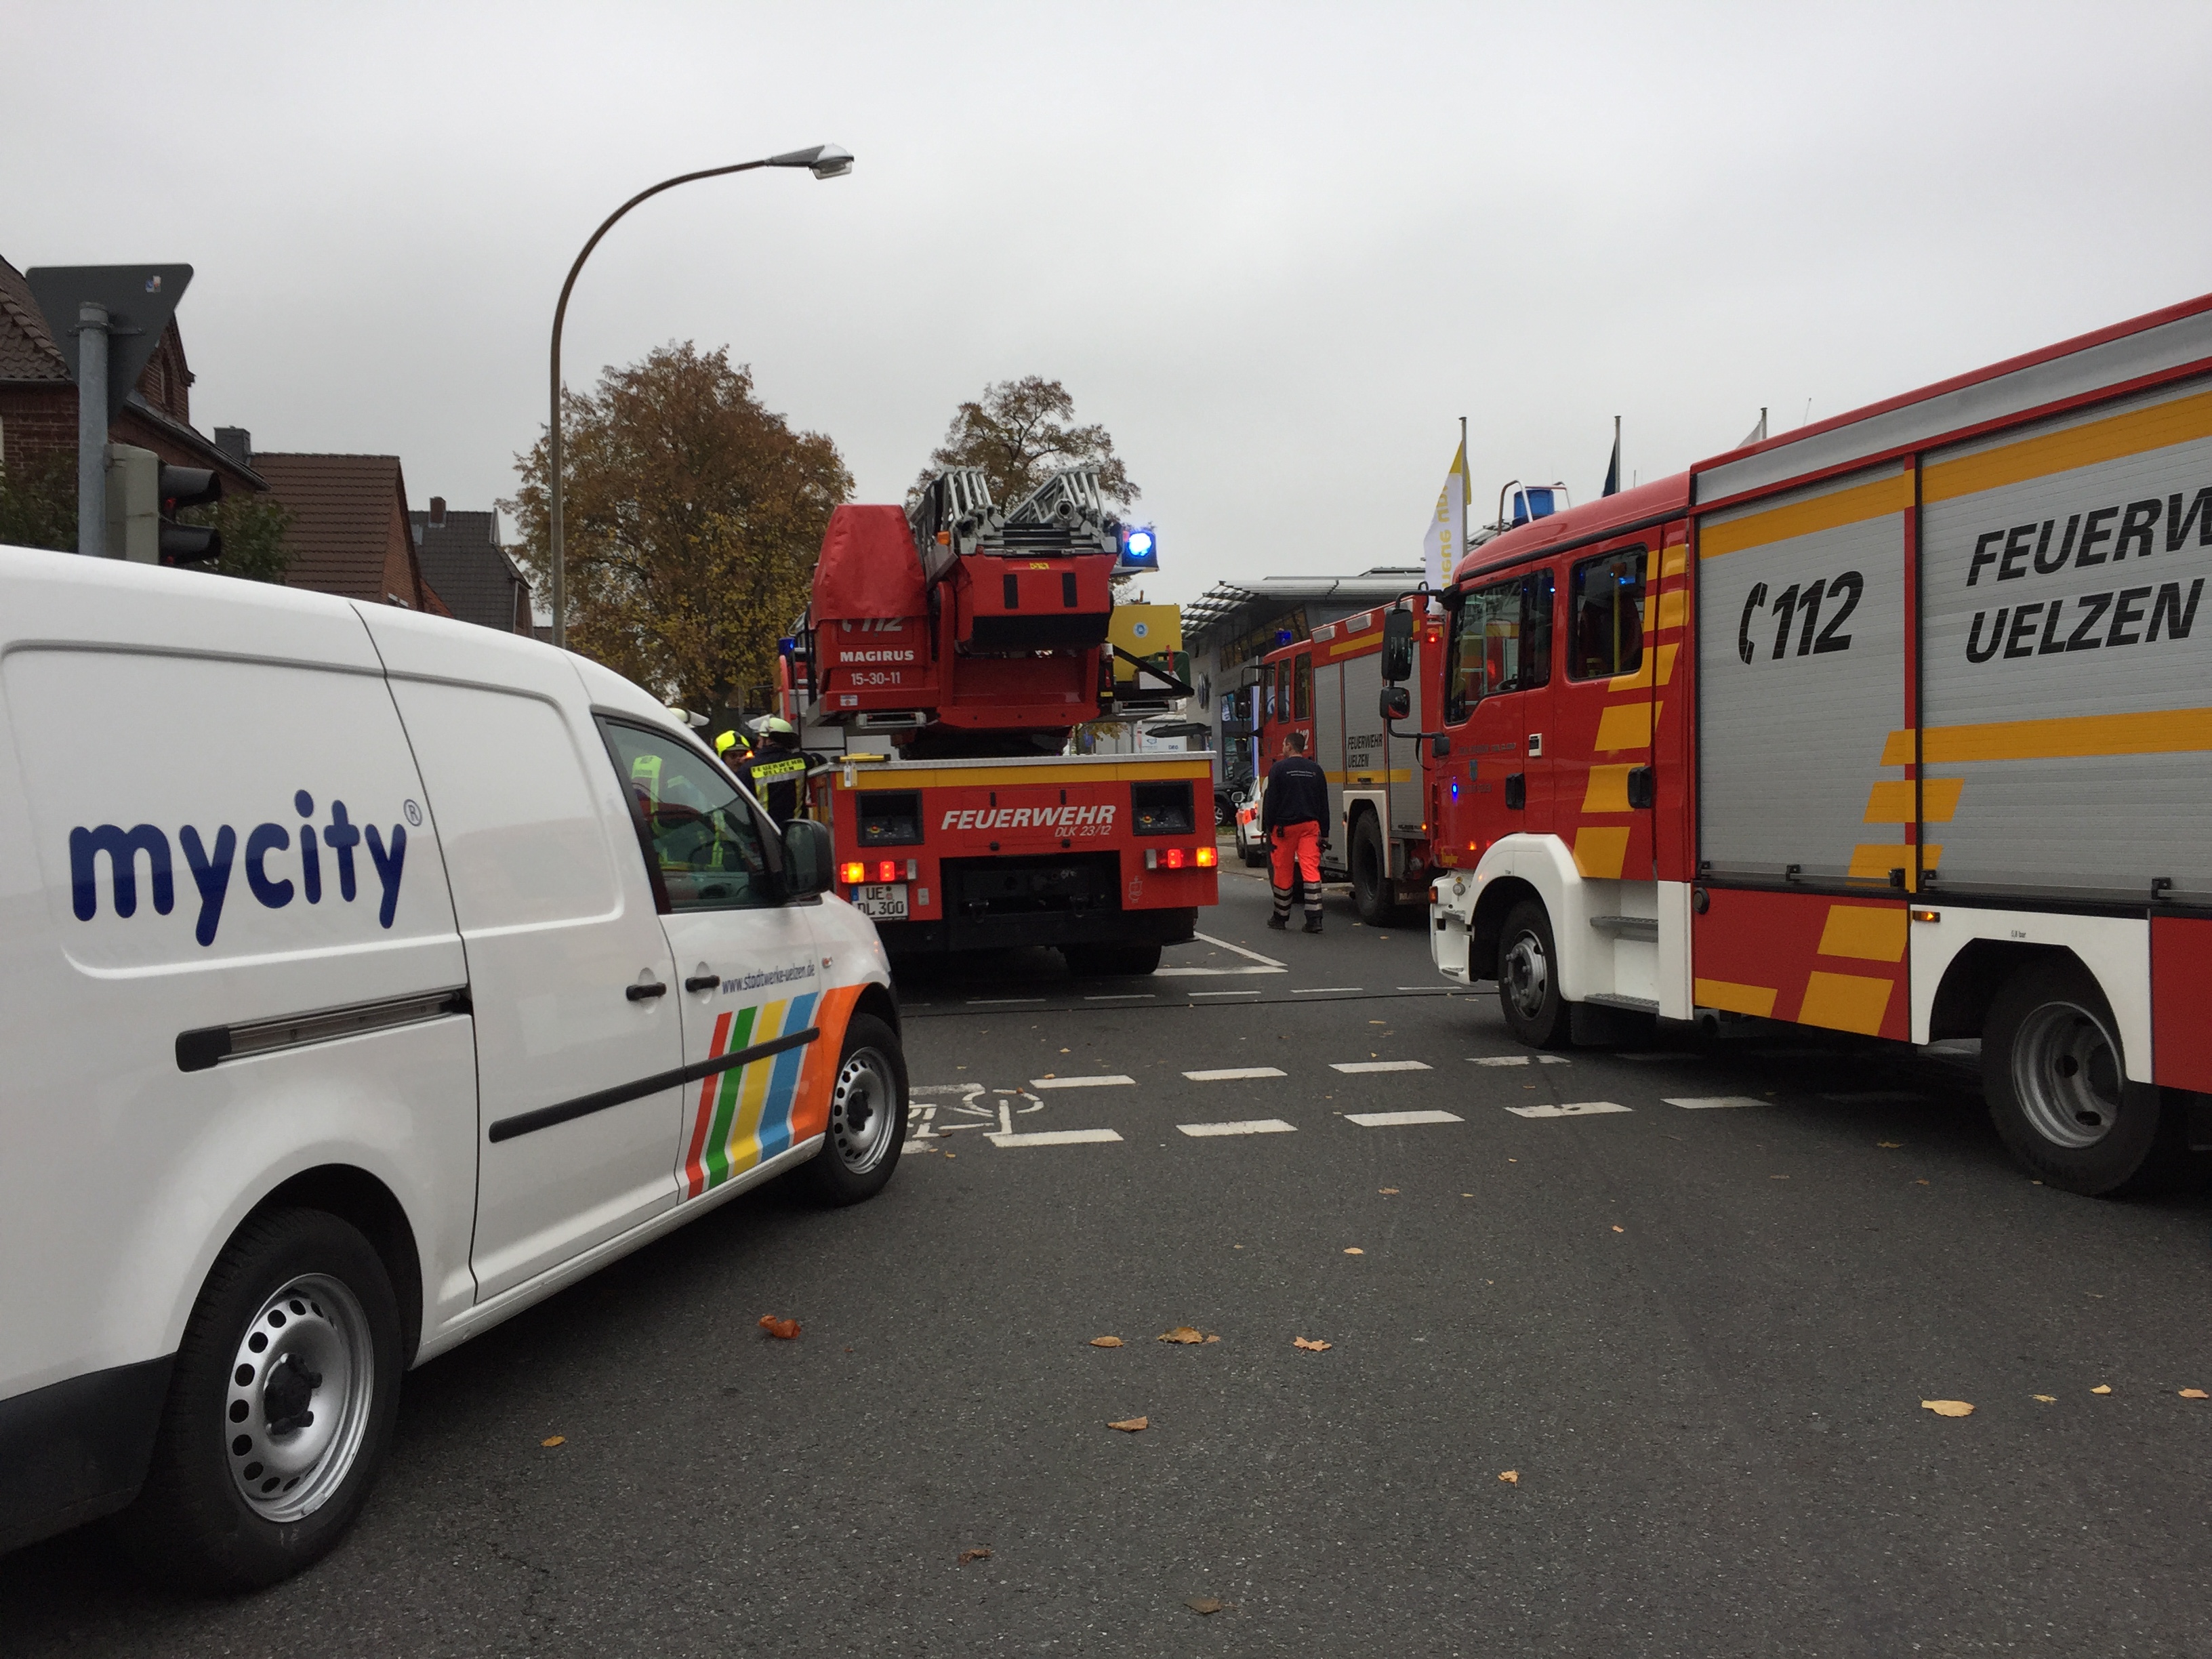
[{"x1": 9, "y1": 859, "x2": 2212, "y2": 1656}]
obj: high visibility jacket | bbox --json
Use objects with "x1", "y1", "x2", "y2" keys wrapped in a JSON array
[{"x1": 737, "y1": 748, "x2": 814, "y2": 825}]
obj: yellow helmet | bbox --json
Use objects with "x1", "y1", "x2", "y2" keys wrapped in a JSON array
[{"x1": 715, "y1": 729, "x2": 750, "y2": 757}]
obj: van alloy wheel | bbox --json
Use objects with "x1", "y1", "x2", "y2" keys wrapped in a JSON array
[
  {"x1": 224, "y1": 1273, "x2": 376, "y2": 1523},
  {"x1": 2009, "y1": 997, "x2": 2124, "y2": 1151},
  {"x1": 830, "y1": 1047, "x2": 897, "y2": 1175}
]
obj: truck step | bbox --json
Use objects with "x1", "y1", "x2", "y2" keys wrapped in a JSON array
[{"x1": 1587, "y1": 915, "x2": 1659, "y2": 941}]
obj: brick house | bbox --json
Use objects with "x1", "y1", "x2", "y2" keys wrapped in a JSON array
[
  {"x1": 0, "y1": 253, "x2": 266, "y2": 499},
  {"x1": 249, "y1": 447, "x2": 449, "y2": 615},
  {"x1": 409, "y1": 497, "x2": 533, "y2": 632}
]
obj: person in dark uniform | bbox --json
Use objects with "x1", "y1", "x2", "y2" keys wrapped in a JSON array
[
  {"x1": 1262, "y1": 730, "x2": 1328, "y2": 933},
  {"x1": 734, "y1": 717, "x2": 817, "y2": 827}
]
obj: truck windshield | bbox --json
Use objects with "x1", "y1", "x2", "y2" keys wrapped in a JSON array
[{"x1": 1445, "y1": 572, "x2": 1553, "y2": 721}]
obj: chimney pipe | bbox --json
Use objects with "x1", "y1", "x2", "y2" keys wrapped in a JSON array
[{"x1": 429, "y1": 496, "x2": 446, "y2": 527}]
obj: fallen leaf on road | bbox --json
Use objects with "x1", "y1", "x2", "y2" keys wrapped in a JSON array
[
  {"x1": 1921, "y1": 1399, "x2": 1975, "y2": 1417},
  {"x1": 1204, "y1": 1334, "x2": 1220, "y2": 1344},
  {"x1": 1107, "y1": 1416, "x2": 1149, "y2": 1432},
  {"x1": 943, "y1": 1152, "x2": 956, "y2": 1159},
  {"x1": 1344, "y1": 1247, "x2": 1364, "y2": 1255},
  {"x1": 1159, "y1": 1326, "x2": 1205, "y2": 1345},
  {"x1": 1059, "y1": 1048, "x2": 1069, "y2": 1053},
  {"x1": 1498, "y1": 1470, "x2": 1519, "y2": 1484},
  {"x1": 1089, "y1": 1336, "x2": 1124, "y2": 1348},
  {"x1": 2092, "y1": 1384, "x2": 2112, "y2": 1395},
  {"x1": 1877, "y1": 1141, "x2": 1901, "y2": 1148},
  {"x1": 2182, "y1": 1389, "x2": 2209, "y2": 1399},
  {"x1": 1915, "y1": 1179, "x2": 1929, "y2": 1185},
  {"x1": 2033, "y1": 1395, "x2": 2056, "y2": 1403},
  {"x1": 540, "y1": 1435, "x2": 565, "y2": 1448},
  {"x1": 1186, "y1": 1597, "x2": 1223, "y2": 1615},
  {"x1": 1293, "y1": 1337, "x2": 1332, "y2": 1352},
  {"x1": 958, "y1": 1548, "x2": 991, "y2": 1564},
  {"x1": 1612, "y1": 1225, "x2": 1625, "y2": 1233},
  {"x1": 1378, "y1": 1187, "x2": 1399, "y2": 1194},
  {"x1": 758, "y1": 1316, "x2": 801, "y2": 1340}
]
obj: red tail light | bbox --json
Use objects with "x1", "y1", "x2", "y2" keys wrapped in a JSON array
[
  {"x1": 878, "y1": 859, "x2": 898, "y2": 883},
  {"x1": 1164, "y1": 847, "x2": 1187, "y2": 869}
]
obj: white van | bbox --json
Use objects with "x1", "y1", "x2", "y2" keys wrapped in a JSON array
[{"x1": 0, "y1": 545, "x2": 909, "y2": 1587}]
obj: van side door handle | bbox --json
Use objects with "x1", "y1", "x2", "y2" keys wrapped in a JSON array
[
  {"x1": 626, "y1": 981, "x2": 668, "y2": 1001},
  {"x1": 683, "y1": 972, "x2": 720, "y2": 993}
]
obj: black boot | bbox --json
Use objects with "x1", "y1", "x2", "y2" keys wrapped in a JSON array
[
  {"x1": 1267, "y1": 913, "x2": 1289, "y2": 930},
  {"x1": 1303, "y1": 914, "x2": 1323, "y2": 934}
]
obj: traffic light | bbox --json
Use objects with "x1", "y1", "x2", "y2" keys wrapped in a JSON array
[{"x1": 159, "y1": 464, "x2": 222, "y2": 565}]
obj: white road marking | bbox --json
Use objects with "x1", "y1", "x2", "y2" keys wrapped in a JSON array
[
  {"x1": 1084, "y1": 994, "x2": 1157, "y2": 1001},
  {"x1": 1395, "y1": 985, "x2": 1453, "y2": 991},
  {"x1": 1819, "y1": 1090, "x2": 1927, "y2": 1102},
  {"x1": 1293, "y1": 986, "x2": 1364, "y2": 994},
  {"x1": 1157, "y1": 965, "x2": 1288, "y2": 976},
  {"x1": 1345, "y1": 1109, "x2": 1463, "y2": 1128},
  {"x1": 1029, "y1": 1074, "x2": 1136, "y2": 1089},
  {"x1": 1665, "y1": 1096, "x2": 1764, "y2": 1109},
  {"x1": 1507, "y1": 1100, "x2": 1632, "y2": 1118},
  {"x1": 1467, "y1": 1054, "x2": 1570, "y2": 1067},
  {"x1": 1188, "y1": 989, "x2": 1263, "y2": 998},
  {"x1": 1194, "y1": 931, "x2": 1288, "y2": 968},
  {"x1": 1178, "y1": 1118, "x2": 1297, "y2": 1137},
  {"x1": 1331, "y1": 1060, "x2": 1433, "y2": 1073},
  {"x1": 1183, "y1": 1066, "x2": 1288, "y2": 1081},
  {"x1": 986, "y1": 1128, "x2": 1124, "y2": 1147}
]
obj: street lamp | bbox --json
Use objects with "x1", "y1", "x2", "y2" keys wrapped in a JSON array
[{"x1": 546, "y1": 144, "x2": 853, "y2": 650}]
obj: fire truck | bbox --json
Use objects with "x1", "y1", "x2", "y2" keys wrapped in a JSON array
[
  {"x1": 1414, "y1": 290, "x2": 2212, "y2": 1195},
  {"x1": 781, "y1": 468, "x2": 1216, "y2": 975}
]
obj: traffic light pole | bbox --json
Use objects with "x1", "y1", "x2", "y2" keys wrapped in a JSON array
[{"x1": 76, "y1": 302, "x2": 108, "y2": 558}]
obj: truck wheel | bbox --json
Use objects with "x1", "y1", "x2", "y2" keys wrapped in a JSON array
[
  {"x1": 111, "y1": 1208, "x2": 402, "y2": 1590},
  {"x1": 1497, "y1": 899, "x2": 1572, "y2": 1049},
  {"x1": 1350, "y1": 815, "x2": 1395, "y2": 925},
  {"x1": 803, "y1": 1012, "x2": 908, "y2": 1206},
  {"x1": 1984, "y1": 958, "x2": 2177, "y2": 1195},
  {"x1": 1063, "y1": 942, "x2": 1163, "y2": 977}
]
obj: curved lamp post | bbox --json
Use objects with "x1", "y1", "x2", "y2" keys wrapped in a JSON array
[{"x1": 548, "y1": 143, "x2": 853, "y2": 650}]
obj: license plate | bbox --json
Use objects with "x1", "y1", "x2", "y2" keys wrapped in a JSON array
[{"x1": 853, "y1": 882, "x2": 909, "y2": 920}]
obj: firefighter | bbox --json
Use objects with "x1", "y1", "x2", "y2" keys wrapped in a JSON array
[
  {"x1": 1262, "y1": 729, "x2": 1328, "y2": 933},
  {"x1": 735, "y1": 716, "x2": 817, "y2": 826},
  {"x1": 714, "y1": 728, "x2": 752, "y2": 766}
]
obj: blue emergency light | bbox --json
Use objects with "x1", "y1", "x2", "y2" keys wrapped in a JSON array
[{"x1": 1116, "y1": 525, "x2": 1159, "y2": 571}]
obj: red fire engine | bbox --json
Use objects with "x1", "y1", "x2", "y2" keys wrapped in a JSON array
[
  {"x1": 782, "y1": 468, "x2": 1216, "y2": 976},
  {"x1": 1414, "y1": 291, "x2": 2212, "y2": 1195}
]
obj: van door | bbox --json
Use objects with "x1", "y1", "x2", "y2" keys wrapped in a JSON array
[
  {"x1": 379, "y1": 653, "x2": 684, "y2": 1301},
  {"x1": 594, "y1": 721, "x2": 827, "y2": 1198}
]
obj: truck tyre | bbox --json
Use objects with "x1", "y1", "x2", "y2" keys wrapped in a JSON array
[
  {"x1": 803, "y1": 1012, "x2": 908, "y2": 1206},
  {"x1": 1498, "y1": 899, "x2": 1572, "y2": 1050},
  {"x1": 111, "y1": 1208, "x2": 402, "y2": 1591},
  {"x1": 1984, "y1": 958, "x2": 2179, "y2": 1195},
  {"x1": 1063, "y1": 941, "x2": 1163, "y2": 977},
  {"x1": 1350, "y1": 814, "x2": 1396, "y2": 926}
]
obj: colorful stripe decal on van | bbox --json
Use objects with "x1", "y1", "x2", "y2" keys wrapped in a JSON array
[{"x1": 682, "y1": 994, "x2": 817, "y2": 1197}]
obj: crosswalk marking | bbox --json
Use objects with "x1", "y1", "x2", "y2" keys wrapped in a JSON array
[
  {"x1": 1029, "y1": 1075, "x2": 1136, "y2": 1090},
  {"x1": 1664, "y1": 1096, "x2": 1764, "y2": 1110},
  {"x1": 1179, "y1": 1119, "x2": 1297, "y2": 1137},
  {"x1": 1467, "y1": 1054, "x2": 1572, "y2": 1067},
  {"x1": 986, "y1": 1128, "x2": 1124, "y2": 1147},
  {"x1": 1345, "y1": 1109, "x2": 1462, "y2": 1128},
  {"x1": 1507, "y1": 1101, "x2": 1631, "y2": 1119},
  {"x1": 1183, "y1": 1067, "x2": 1288, "y2": 1081},
  {"x1": 1330, "y1": 1060, "x2": 1432, "y2": 1073}
]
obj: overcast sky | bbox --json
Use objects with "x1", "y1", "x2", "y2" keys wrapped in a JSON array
[{"x1": 9, "y1": 1, "x2": 2211, "y2": 607}]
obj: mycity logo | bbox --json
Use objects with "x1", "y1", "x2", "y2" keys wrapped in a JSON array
[{"x1": 70, "y1": 791, "x2": 410, "y2": 947}]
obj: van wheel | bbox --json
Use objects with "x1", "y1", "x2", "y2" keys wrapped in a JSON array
[
  {"x1": 1350, "y1": 815, "x2": 1396, "y2": 925},
  {"x1": 804, "y1": 1013, "x2": 909, "y2": 1206},
  {"x1": 1984, "y1": 959, "x2": 2177, "y2": 1195},
  {"x1": 1497, "y1": 899, "x2": 1572, "y2": 1049},
  {"x1": 111, "y1": 1209, "x2": 401, "y2": 1590},
  {"x1": 1063, "y1": 942, "x2": 1162, "y2": 976}
]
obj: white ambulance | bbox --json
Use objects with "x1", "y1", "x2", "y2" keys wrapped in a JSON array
[{"x1": 0, "y1": 545, "x2": 909, "y2": 1586}]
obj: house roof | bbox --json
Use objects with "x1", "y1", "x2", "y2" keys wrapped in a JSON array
[
  {"x1": 255, "y1": 452, "x2": 448, "y2": 614},
  {"x1": 409, "y1": 506, "x2": 531, "y2": 633},
  {"x1": 0, "y1": 255, "x2": 68, "y2": 382}
]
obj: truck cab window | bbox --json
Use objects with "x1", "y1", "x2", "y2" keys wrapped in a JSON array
[
  {"x1": 1444, "y1": 573, "x2": 1552, "y2": 722},
  {"x1": 1294, "y1": 654, "x2": 1312, "y2": 720},
  {"x1": 597, "y1": 720, "x2": 776, "y2": 912},
  {"x1": 1570, "y1": 548, "x2": 1646, "y2": 680}
]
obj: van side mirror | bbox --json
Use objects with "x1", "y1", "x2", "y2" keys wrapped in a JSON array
[
  {"x1": 1380, "y1": 608, "x2": 1415, "y2": 684},
  {"x1": 781, "y1": 819, "x2": 832, "y2": 899},
  {"x1": 1380, "y1": 685, "x2": 1410, "y2": 722}
]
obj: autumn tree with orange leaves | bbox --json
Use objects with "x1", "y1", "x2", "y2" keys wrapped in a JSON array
[
  {"x1": 507, "y1": 342, "x2": 851, "y2": 710},
  {"x1": 910, "y1": 376, "x2": 1139, "y2": 514}
]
